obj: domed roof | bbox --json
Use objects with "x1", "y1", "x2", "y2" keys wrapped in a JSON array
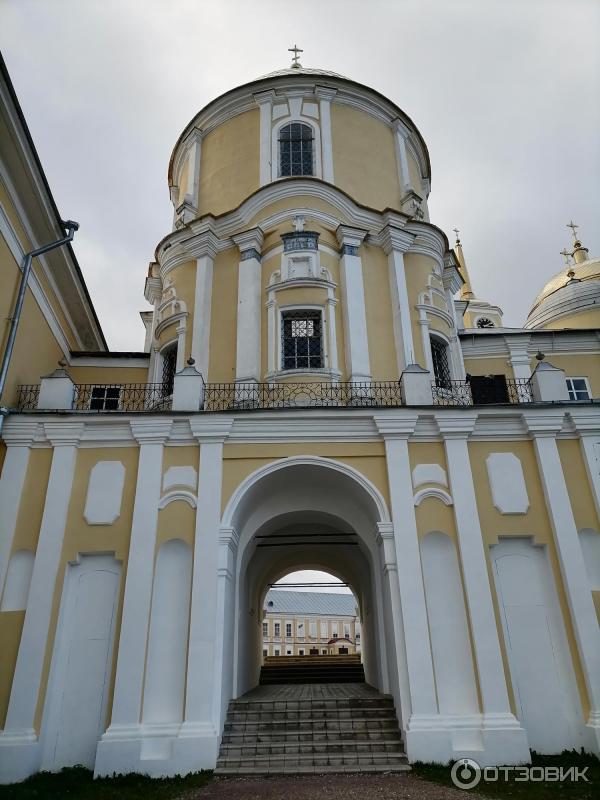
[
  {"x1": 257, "y1": 66, "x2": 349, "y2": 80},
  {"x1": 529, "y1": 256, "x2": 600, "y2": 314}
]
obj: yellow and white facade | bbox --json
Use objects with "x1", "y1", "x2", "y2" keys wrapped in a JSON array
[{"x1": 1, "y1": 54, "x2": 600, "y2": 782}]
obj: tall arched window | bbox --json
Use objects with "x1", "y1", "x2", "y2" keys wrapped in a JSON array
[
  {"x1": 430, "y1": 335, "x2": 451, "y2": 386},
  {"x1": 279, "y1": 123, "x2": 314, "y2": 177},
  {"x1": 160, "y1": 342, "x2": 177, "y2": 396}
]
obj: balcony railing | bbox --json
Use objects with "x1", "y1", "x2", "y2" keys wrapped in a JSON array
[
  {"x1": 203, "y1": 381, "x2": 403, "y2": 411},
  {"x1": 431, "y1": 378, "x2": 534, "y2": 406},
  {"x1": 16, "y1": 383, "x2": 172, "y2": 412}
]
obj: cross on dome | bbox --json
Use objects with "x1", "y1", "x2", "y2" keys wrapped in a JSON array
[
  {"x1": 453, "y1": 227, "x2": 461, "y2": 245},
  {"x1": 567, "y1": 220, "x2": 579, "y2": 242},
  {"x1": 288, "y1": 44, "x2": 303, "y2": 69},
  {"x1": 293, "y1": 214, "x2": 306, "y2": 232}
]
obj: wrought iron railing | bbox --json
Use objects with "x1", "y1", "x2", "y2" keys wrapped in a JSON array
[
  {"x1": 72, "y1": 383, "x2": 172, "y2": 412},
  {"x1": 16, "y1": 384, "x2": 40, "y2": 411},
  {"x1": 203, "y1": 381, "x2": 403, "y2": 411},
  {"x1": 432, "y1": 378, "x2": 534, "y2": 406}
]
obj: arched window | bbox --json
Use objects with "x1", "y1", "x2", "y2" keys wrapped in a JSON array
[
  {"x1": 430, "y1": 336, "x2": 451, "y2": 386},
  {"x1": 279, "y1": 123, "x2": 314, "y2": 177},
  {"x1": 476, "y1": 317, "x2": 495, "y2": 328},
  {"x1": 160, "y1": 342, "x2": 177, "y2": 396}
]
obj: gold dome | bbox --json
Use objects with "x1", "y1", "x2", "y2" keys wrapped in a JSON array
[{"x1": 528, "y1": 256, "x2": 600, "y2": 316}]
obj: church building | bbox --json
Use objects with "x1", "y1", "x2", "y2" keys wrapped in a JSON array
[{"x1": 0, "y1": 49, "x2": 599, "y2": 781}]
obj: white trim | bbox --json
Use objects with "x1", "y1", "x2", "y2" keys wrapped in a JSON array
[
  {"x1": 158, "y1": 490, "x2": 197, "y2": 509},
  {"x1": 191, "y1": 254, "x2": 214, "y2": 379},
  {"x1": 221, "y1": 454, "x2": 391, "y2": 527},
  {"x1": 413, "y1": 487, "x2": 453, "y2": 506}
]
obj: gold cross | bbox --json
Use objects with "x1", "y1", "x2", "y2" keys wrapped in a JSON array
[
  {"x1": 288, "y1": 44, "x2": 303, "y2": 68},
  {"x1": 560, "y1": 248, "x2": 571, "y2": 265},
  {"x1": 567, "y1": 220, "x2": 579, "y2": 240},
  {"x1": 453, "y1": 227, "x2": 461, "y2": 244}
]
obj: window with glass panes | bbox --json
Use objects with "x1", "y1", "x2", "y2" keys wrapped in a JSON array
[
  {"x1": 161, "y1": 343, "x2": 177, "y2": 396},
  {"x1": 279, "y1": 122, "x2": 314, "y2": 176},
  {"x1": 282, "y1": 310, "x2": 323, "y2": 370},
  {"x1": 566, "y1": 377, "x2": 591, "y2": 401},
  {"x1": 430, "y1": 336, "x2": 451, "y2": 386},
  {"x1": 89, "y1": 386, "x2": 120, "y2": 411}
]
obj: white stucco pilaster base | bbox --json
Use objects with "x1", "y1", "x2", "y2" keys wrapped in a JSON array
[
  {"x1": 0, "y1": 732, "x2": 41, "y2": 784},
  {"x1": 405, "y1": 713, "x2": 530, "y2": 766}
]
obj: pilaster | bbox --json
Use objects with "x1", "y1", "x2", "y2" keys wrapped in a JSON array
[
  {"x1": 524, "y1": 414, "x2": 600, "y2": 748},
  {"x1": 569, "y1": 410, "x2": 600, "y2": 520},
  {"x1": 2, "y1": 423, "x2": 83, "y2": 756},
  {"x1": 191, "y1": 236, "x2": 218, "y2": 379},
  {"x1": 254, "y1": 90, "x2": 275, "y2": 186},
  {"x1": 315, "y1": 86, "x2": 336, "y2": 183},
  {"x1": 336, "y1": 225, "x2": 371, "y2": 382},
  {"x1": 380, "y1": 225, "x2": 414, "y2": 374},
  {"x1": 232, "y1": 228, "x2": 264, "y2": 383}
]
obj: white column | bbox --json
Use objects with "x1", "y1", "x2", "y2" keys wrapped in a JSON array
[
  {"x1": 381, "y1": 225, "x2": 415, "y2": 375},
  {"x1": 105, "y1": 420, "x2": 172, "y2": 731},
  {"x1": 326, "y1": 295, "x2": 339, "y2": 374},
  {"x1": 0, "y1": 420, "x2": 38, "y2": 600},
  {"x1": 374, "y1": 418, "x2": 438, "y2": 721},
  {"x1": 440, "y1": 421, "x2": 524, "y2": 715},
  {"x1": 418, "y1": 314, "x2": 433, "y2": 374},
  {"x1": 184, "y1": 129, "x2": 202, "y2": 207},
  {"x1": 316, "y1": 87, "x2": 336, "y2": 183},
  {"x1": 254, "y1": 90, "x2": 275, "y2": 185},
  {"x1": 506, "y1": 340, "x2": 532, "y2": 382},
  {"x1": 571, "y1": 411, "x2": 600, "y2": 519},
  {"x1": 181, "y1": 419, "x2": 233, "y2": 745},
  {"x1": 191, "y1": 240, "x2": 217, "y2": 379},
  {"x1": 336, "y1": 226, "x2": 371, "y2": 382},
  {"x1": 232, "y1": 228, "x2": 263, "y2": 383},
  {"x1": 393, "y1": 120, "x2": 414, "y2": 195},
  {"x1": 3, "y1": 423, "x2": 83, "y2": 736},
  {"x1": 266, "y1": 297, "x2": 276, "y2": 374},
  {"x1": 525, "y1": 414, "x2": 600, "y2": 741}
]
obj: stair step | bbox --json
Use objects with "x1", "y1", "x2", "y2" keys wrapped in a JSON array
[{"x1": 215, "y1": 763, "x2": 411, "y2": 775}]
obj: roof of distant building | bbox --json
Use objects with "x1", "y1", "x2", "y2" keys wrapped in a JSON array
[{"x1": 264, "y1": 590, "x2": 358, "y2": 617}]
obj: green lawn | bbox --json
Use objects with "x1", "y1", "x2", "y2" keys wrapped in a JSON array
[
  {"x1": 0, "y1": 767, "x2": 213, "y2": 800},
  {"x1": 414, "y1": 752, "x2": 600, "y2": 800}
]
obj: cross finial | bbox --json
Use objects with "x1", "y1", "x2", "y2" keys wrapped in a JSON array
[
  {"x1": 567, "y1": 220, "x2": 579, "y2": 241},
  {"x1": 293, "y1": 214, "x2": 305, "y2": 232},
  {"x1": 560, "y1": 248, "x2": 571, "y2": 266},
  {"x1": 453, "y1": 227, "x2": 461, "y2": 245},
  {"x1": 288, "y1": 44, "x2": 303, "y2": 69}
]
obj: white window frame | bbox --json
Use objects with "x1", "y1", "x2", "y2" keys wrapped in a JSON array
[
  {"x1": 272, "y1": 118, "x2": 322, "y2": 181},
  {"x1": 262, "y1": 621, "x2": 268, "y2": 639},
  {"x1": 320, "y1": 621, "x2": 328, "y2": 639},
  {"x1": 296, "y1": 621, "x2": 305, "y2": 638},
  {"x1": 285, "y1": 621, "x2": 292, "y2": 638},
  {"x1": 277, "y1": 304, "x2": 328, "y2": 375},
  {"x1": 309, "y1": 621, "x2": 317, "y2": 639},
  {"x1": 566, "y1": 377, "x2": 591, "y2": 401},
  {"x1": 273, "y1": 621, "x2": 281, "y2": 638}
]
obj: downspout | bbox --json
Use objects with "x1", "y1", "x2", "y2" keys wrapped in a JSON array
[{"x1": 0, "y1": 220, "x2": 79, "y2": 439}]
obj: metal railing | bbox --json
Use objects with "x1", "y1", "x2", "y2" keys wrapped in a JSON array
[
  {"x1": 432, "y1": 378, "x2": 534, "y2": 407},
  {"x1": 15, "y1": 384, "x2": 40, "y2": 411},
  {"x1": 203, "y1": 381, "x2": 403, "y2": 411},
  {"x1": 73, "y1": 383, "x2": 172, "y2": 412}
]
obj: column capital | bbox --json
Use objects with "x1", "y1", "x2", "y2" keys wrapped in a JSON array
[
  {"x1": 218, "y1": 525, "x2": 240, "y2": 553},
  {"x1": 315, "y1": 85, "x2": 338, "y2": 102},
  {"x1": 1, "y1": 419, "x2": 41, "y2": 447},
  {"x1": 521, "y1": 411, "x2": 566, "y2": 437},
  {"x1": 567, "y1": 408, "x2": 600, "y2": 434},
  {"x1": 189, "y1": 416, "x2": 234, "y2": 442},
  {"x1": 336, "y1": 224, "x2": 368, "y2": 254},
  {"x1": 379, "y1": 224, "x2": 413, "y2": 255},
  {"x1": 436, "y1": 413, "x2": 477, "y2": 438},
  {"x1": 373, "y1": 414, "x2": 419, "y2": 438},
  {"x1": 253, "y1": 89, "x2": 276, "y2": 106},
  {"x1": 184, "y1": 229, "x2": 220, "y2": 261},
  {"x1": 232, "y1": 227, "x2": 264, "y2": 259},
  {"x1": 130, "y1": 419, "x2": 172, "y2": 445},
  {"x1": 43, "y1": 422, "x2": 84, "y2": 447},
  {"x1": 144, "y1": 275, "x2": 162, "y2": 305}
]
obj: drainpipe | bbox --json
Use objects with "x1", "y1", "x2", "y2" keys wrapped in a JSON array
[{"x1": 0, "y1": 220, "x2": 79, "y2": 439}]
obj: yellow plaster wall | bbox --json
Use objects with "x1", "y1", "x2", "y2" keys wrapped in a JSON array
[
  {"x1": 0, "y1": 237, "x2": 64, "y2": 406},
  {"x1": 177, "y1": 157, "x2": 190, "y2": 206},
  {"x1": 468, "y1": 440, "x2": 589, "y2": 717},
  {"x1": 68, "y1": 366, "x2": 150, "y2": 384},
  {"x1": 362, "y1": 244, "x2": 397, "y2": 380},
  {"x1": 10, "y1": 448, "x2": 53, "y2": 553},
  {"x1": 157, "y1": 503, "x2": 195, "y2": 549},
  {"x1": 462, "y1": 357, "x2": 512, "y2": 378},
  {"x1": 0, "y1": 611, "x2": 25, "y2": 728},
  {"x1": 33, "y1": 447, "x2": 139, "y2": 731},
  {"x1": 221, "y1": 443, "x2": 389, "y2": 515},
  {"x1": 544, "y1": 354, "x2": 600, "y2": 398},
  {"x1": 208, "y1": 248, "x2": 238, "y2": 382},
  {"x1": 198, "y1": 110, "x2": 260, "y2": 216},
  {"x1": 331, "y1": 105, "x2": 401, "y2": 211}
]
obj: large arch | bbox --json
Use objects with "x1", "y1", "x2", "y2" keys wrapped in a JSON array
[{"x1": 216, "y1": 455, "x2": 405, "y2": 729}]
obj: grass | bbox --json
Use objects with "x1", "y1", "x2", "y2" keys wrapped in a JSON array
[
  {"x1": 413, "y1": 752, "x2": 600, "y2": 799},
  {"x1": 0, "y1": 767, "x2": 213, "y2": 800}
]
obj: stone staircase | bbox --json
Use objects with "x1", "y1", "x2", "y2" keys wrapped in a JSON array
[
  {"x1": 260, "y1": 654, "x2": 365, "y2": 684},
  {"x1": 216, "y1": 682, "x2": 409, "y2": 775}
]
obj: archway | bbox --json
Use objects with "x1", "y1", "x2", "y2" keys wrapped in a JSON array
[{"x1": 218, "y1": 456, "x2": 405, "y2": 724}]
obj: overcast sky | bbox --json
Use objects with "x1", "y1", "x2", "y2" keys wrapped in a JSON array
[{"x1": 1, "y1": 0, "x2": 599, "y2": 351}]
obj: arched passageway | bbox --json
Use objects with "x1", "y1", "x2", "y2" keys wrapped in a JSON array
[{"x1": 217, "y1": 457, "x2": 407, "y2": 730}]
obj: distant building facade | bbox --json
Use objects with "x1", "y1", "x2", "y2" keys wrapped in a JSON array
[{"x1": 262, "y1": 590, "x2": 361, "y2": 657}]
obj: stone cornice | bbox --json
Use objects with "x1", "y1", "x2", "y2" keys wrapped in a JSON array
[
  {"x1": 232, "y1": 227, "x2": 264, "y2": 255},
  {"x1": 43, "y1": 422, "x2": 85, "y2": 447},
  {"x1": 189, "y1": 416, "x2": 234, "y2": 442},
  {"x1": 130, "y1": 419, "x2": 173, "y2": 444},
  {"x1": 378, "y1": 223, "x2": 414, "y2": 255},
  {"x1": 336, "y1": 224, "x2": 369, "y2": 250},
  {"x1": 0, "y1": 419, "x2": 41, "y2": 447}
]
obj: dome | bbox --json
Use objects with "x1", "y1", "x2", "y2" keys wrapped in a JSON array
[
  {"x1": 257, "y1": 66, "x2": 349, "y2": 80},
  {"x1": 525, "y1": 248, "x2": 600, "y2": 329}
]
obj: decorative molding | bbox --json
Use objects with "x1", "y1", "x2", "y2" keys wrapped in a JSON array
[
  {"x1": 84, "y1": 461, "x2": 126, "y2": 525},
  {"x1": 413, "y1": 487, "x2": 453, "y2": 506},
  {"x1": 157, "y1": 490, "x2": 197, "y2": 510},
  {"x1": 485, "y1": 452, "x2": 529, "y2": 514},
  {"x1": 162, "y1": 465, "x2": 198, "y2": 492},
  {"x1": 130, "y1": 419, "x2": 173, "y2": 444},
  {"x1": 412, "y1": 463, "x2": 448, "y2": 489}
]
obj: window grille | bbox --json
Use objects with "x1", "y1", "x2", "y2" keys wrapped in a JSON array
[
  {"x1": 566, "y1": 377, "x2": 591, "y2": 401},
  {"x1": 282, "y1": 310, "x2": 323, "y2": 370},
  {"x1": 161, "y1": 344, "x2": 177, "y2": 396},
  {"x1": 89, "y1": 386, "x2": 120, "y2": 411},
  {"x1": 274, "y1": 622, "x2": 281, "y2": 637},
  {"x1": 262, "y1": 622, "x2": 268, "y2": 638},
  {"x1": 476, "y1": 317, "x2": 495, "y2": 328},
  {"x1": 279, "y1": 122, "x2": 314, "y2": 176},
  {"x1": 430, "y1": 336, "x2": 451, "y2": 386}
]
